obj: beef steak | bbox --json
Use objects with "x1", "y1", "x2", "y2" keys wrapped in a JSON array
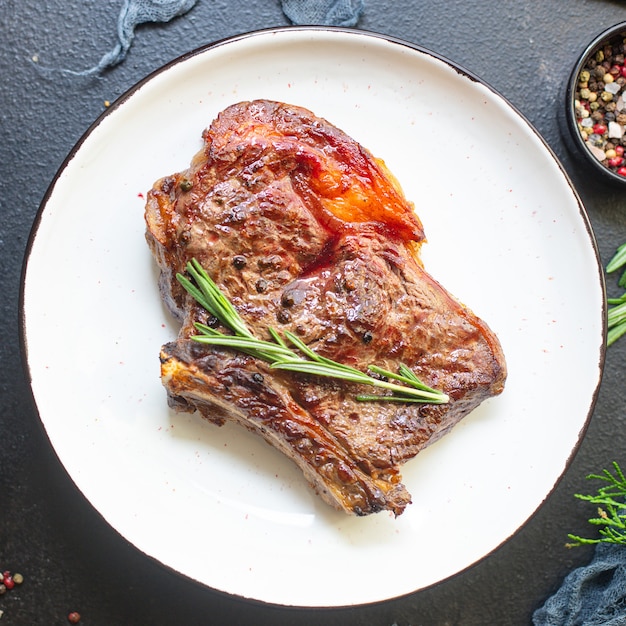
[{"x1": 145, "y1": 100, "x2": 507, "y2": 516}]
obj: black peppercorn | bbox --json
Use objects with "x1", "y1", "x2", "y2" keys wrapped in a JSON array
[
  {"x1": 277, "y1": 309, "x2": 291, "y2": 324},
  {"x1": 281, "y1": 292, "x2": 295, "y2": 307},
  {"x1": 232, "y1": 255, "x2": 246, "y2": 269}
]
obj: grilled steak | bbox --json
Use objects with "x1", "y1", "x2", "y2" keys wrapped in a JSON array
[{"x1": 145, "y1": 100, "x2": 506, "y2": 516}]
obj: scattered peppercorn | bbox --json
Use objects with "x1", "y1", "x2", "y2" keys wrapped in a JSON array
[
  {"x1": 179, "y1": 178, "x2": 193, "y2": 191},
  {"x1": 574, "y1": 32, "x2": 626, "y2": 177},
  {"x1": 252, "y1": 372, "x2": 264, "y2": 384},
  {"x1": 232, "y1": 255, "x2": 247, "y2": 269},
  {"x1": 277, "y1": 309, "x2": 291, "y2": 324},
  {"x1": 0, "y1": 569, "x2": 23, "y2": 599},
  {"x1": 205, "y1": 314, "x2": 220, "y2": 329},
  {"x1": 67, "y1": 612, "x2": 81, "y2": 624},
  {"x1": 0, "y1": 568, "x2": 25, "y2": 622},
  {"x1": 281, "y1": 292, "x2": 295, "y2": 307}
]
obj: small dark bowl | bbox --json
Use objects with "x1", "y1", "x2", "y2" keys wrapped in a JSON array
[{"x1": 563, "y1": 22, "x2": 626, "y2": 186}]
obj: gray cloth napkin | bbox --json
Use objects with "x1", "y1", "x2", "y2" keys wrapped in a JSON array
[
  {"x1": 533, "y1": 543, "x2": 626, "y2": 626},
  {"x1": 84, "y1": 0, "x2": 197, "y2": 76},
  {"x1": 282, "y1": 0, "x2": 363, "y2": 27},
  {"x1": 67, "y1": 0, "x2": 364, "y2": 76}
]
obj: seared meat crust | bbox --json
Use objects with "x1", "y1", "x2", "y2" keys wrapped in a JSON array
[{"x1": 146, "y1": 100, "x2": 506, "y2": 516}]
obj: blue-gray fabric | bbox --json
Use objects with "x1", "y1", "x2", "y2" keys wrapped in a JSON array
[
  {"x1": 532, "y1": 543, "x2": 626, "y2": 626},
  {"x1": 64, "y1": 0, "x2": 364, "y2": 76},
  {"x1": 73, "y1": 0, "x2": 199, "y2": 76},
  {"x1": 282, "y1": 0, "x2": 363, "y2": 27}
]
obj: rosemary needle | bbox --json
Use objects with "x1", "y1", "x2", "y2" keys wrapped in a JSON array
[
  {"x1": 606, "y1": 242, "x2": 626, "y2": 274},
  {"x1": 605, "y1": 243, "x2": 626, "y2": 347},
  {"x1": 176, "y1": 258, "x2": 449, "y2": 405}
]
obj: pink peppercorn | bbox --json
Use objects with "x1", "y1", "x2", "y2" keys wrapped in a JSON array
[
  {"x1": 68, "y1": 612, "x2": 81, "y2": 624},
  {"x1": 608, "y1": 157, "x2": 624, "y2": 168},
  {"x1": 621, "y1": 66, "x2": 626, "y2": 78},
  {"x1": 616, "y1": 146, "x2": 625, "y2": 157},
  {"x1": 592, "y1": 123, "x2": 607, "y2": 135},
  {"x1": 617, "y1": 167, "x2": 626, "y2": 177}
]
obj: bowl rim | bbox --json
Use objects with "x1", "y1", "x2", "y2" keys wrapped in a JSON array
[{"x1": 565, "y1": 21, "x2": 626, "y2": 185}]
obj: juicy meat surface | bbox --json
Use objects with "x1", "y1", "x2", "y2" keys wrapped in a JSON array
[{"x1": 145, "y1": 100, "x2": 507, "y2": 516}]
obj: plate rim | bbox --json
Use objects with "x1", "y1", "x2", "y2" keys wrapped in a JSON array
[{"x1": 18, "y1": 25, "x2": 607, "y2": 608}]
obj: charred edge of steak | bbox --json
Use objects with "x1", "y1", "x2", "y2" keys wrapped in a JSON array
[{"x1": 160, "y1": 340, "x2": 412, "y2": 516}]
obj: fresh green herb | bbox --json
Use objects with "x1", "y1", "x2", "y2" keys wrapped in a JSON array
[
  {"x1": 606, "y1": 242, "x2": 626, "y2": 275},
  {"x1": 606, "y1": 243, "x2": 626, "y2": 346},
  {"x1": 176, "y1": 258, "x2": 449, "y2": 405},
  {"x1": 566, "y1": 462, "x2": 626, "y2": 547}
]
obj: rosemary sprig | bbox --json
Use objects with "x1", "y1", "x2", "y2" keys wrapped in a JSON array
[
  {"x1": 566, "y1": 462, "x2": 626, "y2": 547},
  {"x1": 606, "y1": 242, "x2": 626, "y2": 275},
  {"x1": 176, "y1": 258, "x2": 449, "y2": 404},
  {"x1": 605, "y1": 243, "x2": 626, "y2": 346}
]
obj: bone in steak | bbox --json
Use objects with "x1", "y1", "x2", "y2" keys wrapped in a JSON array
[{"x1": 145, "y1": 100, "x2": 507, "y2": 516}]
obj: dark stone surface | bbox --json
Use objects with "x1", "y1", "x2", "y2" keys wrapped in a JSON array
[{"x1": 2, "y1": 1, "x2": 626, "y2": 623}]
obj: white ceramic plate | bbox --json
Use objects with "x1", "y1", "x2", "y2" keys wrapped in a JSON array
[{"x1": 21, "y1": 28, "x2": 605, "y2": 607}]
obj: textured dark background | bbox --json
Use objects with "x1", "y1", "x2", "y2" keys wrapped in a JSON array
[{"x1": 2, "y1": 1, "x2": 626, "y2": 624}]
